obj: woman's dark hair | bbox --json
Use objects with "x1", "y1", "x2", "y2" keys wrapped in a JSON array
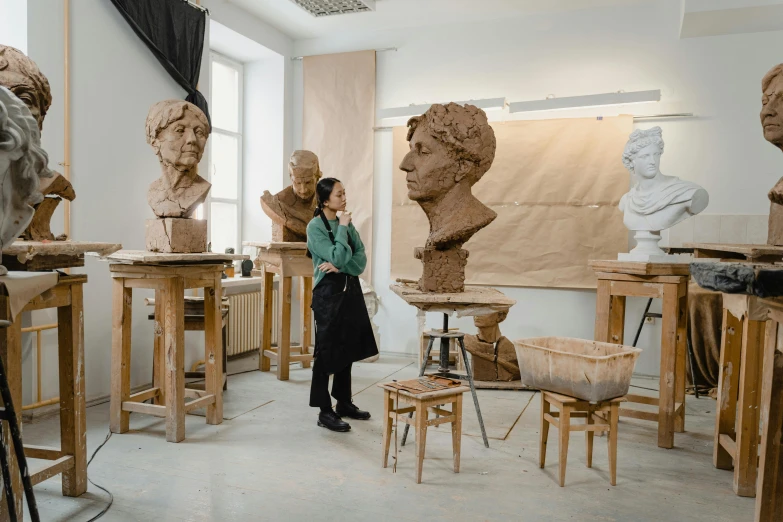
[{"x1": 314, "y1": 177, "x2": 342, "y2": 217}]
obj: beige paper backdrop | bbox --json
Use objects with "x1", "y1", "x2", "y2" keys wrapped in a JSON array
[
  {"x1": 303, "y1": 51, "x2": 376, "y2": 280},
  {"x1": 391, "y1": 116, "x2": 633, "y2": 289}
]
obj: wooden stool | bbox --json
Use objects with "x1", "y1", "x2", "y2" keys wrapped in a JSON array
[
  {"x1": 379, "y1": 381, "x2": 469, "y2": 484},
  {"x1": 590, "y1": 260, "x2": 689, "y2": 449},
  {"x1": 755, "y1": 297, "x2": 783, "y2": 521},
  {"x1": 247, "y1": 242, "x2": 314, "y2": 381},
  {"x1": 540, "y1": 391, "x2": 622, "y2": 487},
  {"x1": 714, "y1": 294, "x2": 767, "y2": 497},
  {"x1": 109, "y1": 262, "x2": 225, "y2": 443},
  {"x1": 0, "y1": 275, "x2": 86, "y2": 520}
]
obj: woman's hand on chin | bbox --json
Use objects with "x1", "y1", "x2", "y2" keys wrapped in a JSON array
[{"x1": 318, "y1": 262, "x2": 340, "y2": 274}]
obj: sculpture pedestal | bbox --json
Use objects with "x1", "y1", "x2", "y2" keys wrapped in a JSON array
[
  {"x1": 146, "y1": 218, "x2": 207, "y2": 253},
  {"x1": 414, "y1": 247, "x2": 468, "y2": 293},
  {"x1": 619, "y1": 230, "x2": 690, "y2": 263},
  {"x1": 769, "y1": 202, "x2": 783, "y2": 246}
]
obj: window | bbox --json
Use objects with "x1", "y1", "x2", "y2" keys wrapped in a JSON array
[{"x1": 207, "y1": 52, "x2": 243, "y2": 254}]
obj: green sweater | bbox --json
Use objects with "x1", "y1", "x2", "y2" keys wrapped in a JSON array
[{"x1": 307, "y1": 216, "x2": 367, "y2": 287}]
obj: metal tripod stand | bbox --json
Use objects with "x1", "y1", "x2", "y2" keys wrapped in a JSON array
[
  {"x1": 0, "y1": 319, "x2": 39, "y2": 522},
  {"x1": 401, "y1": 313, "x2": 490, "y2": 448}
]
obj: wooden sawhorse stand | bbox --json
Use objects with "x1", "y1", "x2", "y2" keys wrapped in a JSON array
[
  {"x1": 590, "y1": 260, "x2": 689, "y2": 449},
  {"x1": 109, "y1": 262, "x2": 225, "y2": 443},
  {"x1": 0, "y1": 275, "x2": 87, "y2": 520},
  {"x1": 249, "y1": 243, "x2": 314, "y2": 381},
  {"x1": 714, "y1": 294, "x2": 767, "y2": 497}
]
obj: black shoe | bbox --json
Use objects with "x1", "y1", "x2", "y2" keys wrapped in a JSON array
[
  {"x1": 318, "y1": 411, "x2": 351, "y2": 432},
  {"x1": 336, "y1": 401, "x2": 371, "y2": 420}
]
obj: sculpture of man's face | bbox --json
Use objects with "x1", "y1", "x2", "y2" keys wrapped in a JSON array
[
  {"x1": 400, "y1": 125, "x2": 464, "y2": 202},
  {"x1": 632, "y1": 143, "x2": 662, "y2": 180},
  {"x1": 0, "y1": 70, "x2": 43, "y2": 128},
  {"x1": 291, "y1": 171, "x2": 317, "y2": 200},
  {"x1": 153, "y1": 108, "x2": 208, "y2": 171},
  {"x1": 762, "y1": 73, "x2": 783, "y2": 150}
]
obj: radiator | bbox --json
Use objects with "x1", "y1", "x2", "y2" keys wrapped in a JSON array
[{"x1": 226, "y1": 284, "x2": 279, "y2": 355}]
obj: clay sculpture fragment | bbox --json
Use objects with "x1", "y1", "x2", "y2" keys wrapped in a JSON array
[
  {"x1": 145, "y1": 99, "x2": 211, "y2": 253},
  {"x1": 399, "y1": 103, "x2": 497, "y2": 292},
  {"x1": 618, "y1": 127, "x2": 708, "y2": 261},
  {"x1": 0, "y1": 86, "x2": 52, "y2": 273},
  {"x1": 0, "y1": 44, "x2": 74, "y2": 241},
  {"x1": 463, "y1": 311, "x2": 520, "y2": 382},
  {"x1": 260, "y1": 150, "x2": 321, "y2": 242},
  {"x1": 762, "y1": 64, "x2": 783, "y2": 245}
]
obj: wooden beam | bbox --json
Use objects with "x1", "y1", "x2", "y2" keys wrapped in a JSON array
[
  {"x1": 122, "y1": 401, "x2": 166, "y2": 417},
  {"x1": 24, "y1": 445, "x2": 63, "y2": 461},
  {"x1": 129, "y1": 387, "x2": 160, "y2": 403},
  {"x1": 184, "y1": 395, "x2": 216, "y2": 413},
  {"x1": 719, "y1": 433, "x2": 737, "y2": 460},
  {"x1": 30, "y1": 456, "x2": 74, "y2": 486}
]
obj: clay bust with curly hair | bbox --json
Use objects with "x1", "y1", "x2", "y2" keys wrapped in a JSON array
[
  {"x1": 400, "y1": 103, "x2": 497, "y2": 249},
  {"x1": 0, "y1": 87, "x2": 52, "y2": 272},
  {"x1": 146, "y1": 100, "x2": 211, "y2": 218}
]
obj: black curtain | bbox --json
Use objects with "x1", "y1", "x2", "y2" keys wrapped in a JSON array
[{"x1": 111, "y1": 0, "x2": 211, "y2": 124}]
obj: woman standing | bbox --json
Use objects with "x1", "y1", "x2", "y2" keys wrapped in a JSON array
[{"x1": 307, "y1": 178, "x2": 378, "y2": 432}]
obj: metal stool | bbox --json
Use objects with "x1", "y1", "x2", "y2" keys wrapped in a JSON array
[
  {"x1": 0, "y1": 320, "x2": 39, "y2": 522},
  {"x1": 402, "y1": 313, "x2": 489, "y2": 448}
]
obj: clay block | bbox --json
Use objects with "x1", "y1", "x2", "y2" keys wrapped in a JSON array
[
  {"x1": 145, "y1": 218, "x2": 206, "y2": 253},
  {"x1": 415, "y1": 246, "x2": 469, "y2": 293},
  {"x1": 463, "y1": 335, "x2": 497, "y2": 381},
  {"x1": 272, "y1": 222, "x2": 306, "y2": 243},
  {"x1": 691, "y1": 261, "x2": 783, "y2": 298},
  {"x1": 769, "y1": 202, "x2": 783, "y2": 246}
]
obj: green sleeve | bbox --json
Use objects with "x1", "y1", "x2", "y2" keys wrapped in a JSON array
[
  {"x1": 307, "y1": 220, "x2": 353, "y2": 269},
  {"x1": 342, "y1": 224, "x2": 367, "y2": 276}
]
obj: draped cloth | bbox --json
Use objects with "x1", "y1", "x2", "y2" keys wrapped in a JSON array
[
  {"x1": 110, "y1": 0, "x2": 211, "y2": 124},
  {"x1": 621, "y1": 175, "x2": 700, "y2": 215}
]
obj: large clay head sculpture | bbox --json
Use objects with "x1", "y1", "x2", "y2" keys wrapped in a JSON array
[
  {"x1": 618, "y1": 127, "x2": 708, "y2": 259},
  {"x1": 260, "y1": 149, "x2": 322, "y2": 242},
  {"x1": 0, "y1": 45, "x2": 52, "y2": 131},
  {"x1": 400, "y1": 103, "x2": 497, "y2": 249},
  {"x1": 146, "y1": 100, "x2": 211, "y2": 218},
  {"x1": 762, "y1": 64, "x2": 783, "y2": 153},
  {"x1": 0, "y1": 86, "x2": 51, "y2": 273}
]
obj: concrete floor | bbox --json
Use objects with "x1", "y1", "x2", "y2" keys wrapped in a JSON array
[{"x1": 22, "y1": 354, "x2": 754, "y2": 521}]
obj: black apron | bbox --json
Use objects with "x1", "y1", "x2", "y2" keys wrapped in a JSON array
[{"x1": 311, "y1": 215, "x2": 378, "y2": 375}]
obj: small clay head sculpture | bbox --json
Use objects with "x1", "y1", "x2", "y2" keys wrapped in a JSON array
[
  {"x1": 289, "y1": 150, "x2": 321, "y2": 201},
  {"x1": 762, "y1": 64, "x2": 783, "y2": 152},
  {"x1": 622, "y1": 127, "x2": 664, "y2": 180},
  {"x1": 0, "y1": 86, "x2": 51, "y2": 264},
  {"x1": 0, "y1": 45, "x2": 52, "y2": 131},
  {"x1": 401, "y1": 103, "x2": 496, "y2": 203},
  {"x1": 146, "y1": 100, "x2": 211, "y2": 173}
]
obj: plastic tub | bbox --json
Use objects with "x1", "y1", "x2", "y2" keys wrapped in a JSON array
[{"x1": 513, "y1": 337, "x2": 642, "y2": 402}]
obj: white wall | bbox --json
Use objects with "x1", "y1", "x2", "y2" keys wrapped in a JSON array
[
  {"x1": 0, "y1": 0, "x2": 27, "y2": 52},
  {"x1": 292, "y1": 0, "x2": 783, "y2": 376}
]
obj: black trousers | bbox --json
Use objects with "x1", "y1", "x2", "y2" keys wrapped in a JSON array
[{"x1": 309, "y1": 363, "x2": 352, "y2": 409}]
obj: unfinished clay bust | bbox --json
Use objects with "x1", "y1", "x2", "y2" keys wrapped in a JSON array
[
  {"x1": 260, "y1": 150, "x2": 321, "y2": 242},
  {"x1": 0, "y1": 45, "x2": 75, "y2": 241},
  {"x1": 762, "y1": 64, "x2": 783, "y2": 245},
  {"x1": 400, "y1": 103, "x2": 497, "y2": 249},
  {"x1": 146, "y1": 100, "x2": 211, "y2": 218},
  {"x1": 464, "y1": 310, "x2": 520, "y2": 382},
  {"x1": 619, "y1": 127, "x2": 708, "y2": 259},
  {"x1": 0, "y1": 87, "x2": 51, "y2": 273}
]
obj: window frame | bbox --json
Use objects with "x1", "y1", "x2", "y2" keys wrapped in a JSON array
[{"x1": 207, "y1": 51, "x2": 244, "y2": 254}]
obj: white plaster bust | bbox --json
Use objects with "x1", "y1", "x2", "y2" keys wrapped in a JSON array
[
  {"x1": 618, "y1": 127, "x2": 708, "y2": 259},
  {"x1": 0, "y1": 86, "x2": 51, "y2": 273}
]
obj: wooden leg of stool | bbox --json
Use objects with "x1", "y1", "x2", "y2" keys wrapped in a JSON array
[
  {"x1": 0, "y1": 309, "x2": 23, "y2": 521},
  {"x1": 153, "y1": 289, "x2": 165, "y2": 405},
  {"x1": 260, "y1": 269, "x2": 273, "y2": 372},
  {"x1": 559, "y1": 405, "x2": 571, "y2": 487},
  {"x1": 415, "y1": 403, "x2": 428, "y2": 484},
  {"x1": 165, "y1": 277, "x2": 185, "y2": 443},
  {"x1": 715, "y1": 308, "x2": 742, "y2": 470},
  {"x1": 735, "y1": 317, "x2": 766, "y2": 496},
  {"x1": 382, "y1": 390, "x2": 393, "y2": 468},
  {"x1": 452, "y1": 394, "x2": 462, "y2": 473},
  {"x1": 659, "y1": 284, "x2": 679, "y2": 449},
  {"x1": 609, "y1": 403, "x2": 619, "y2": 486},
  {"x1": 757, "y1": 320, "x2": 783, "y2": 521},
  {"x1": 540, "y1": 393, "x2": 550, "y2": 468},
  {"x1": 586, "y1": 405, "x2": 594, "y2": 469},
  {"x1": 674, "y1": 290, "x2": 688, "y2": 434},
  {"x1": 301, "y1": 277, "x2": 312, "y2": 369},
  {"x1": 205, "y1": 273, "x2": 224, "y2": 425},
  {"x1": 110, "y1": 278, "x2": 131, "y2": 435},
  {"x1": 277, "y1": 277, "x2": 292, "y2": 381}
]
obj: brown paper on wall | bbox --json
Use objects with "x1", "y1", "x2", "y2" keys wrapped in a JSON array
[
  {"x1": 391, "y1": 116, "x2": 633, "y2": 289},
  {"x1": 303, "y1": 51, "x2": 376, "y2": 280}
]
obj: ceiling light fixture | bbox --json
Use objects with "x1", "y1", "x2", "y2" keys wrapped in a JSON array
[
  {"x1": 509, "y1": 90, "x2": 661, "y2": 113},
  {"x1": 378, "y1": 98, "x2": 506, "y2": 120},
  {"x1": 288, "y1": 0, "x2": 376, "y2": 17}
]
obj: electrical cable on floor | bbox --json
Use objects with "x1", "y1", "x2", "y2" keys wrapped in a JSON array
[{"x1": 84, "y1": 430, "x2": 114, "y2": 521}]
